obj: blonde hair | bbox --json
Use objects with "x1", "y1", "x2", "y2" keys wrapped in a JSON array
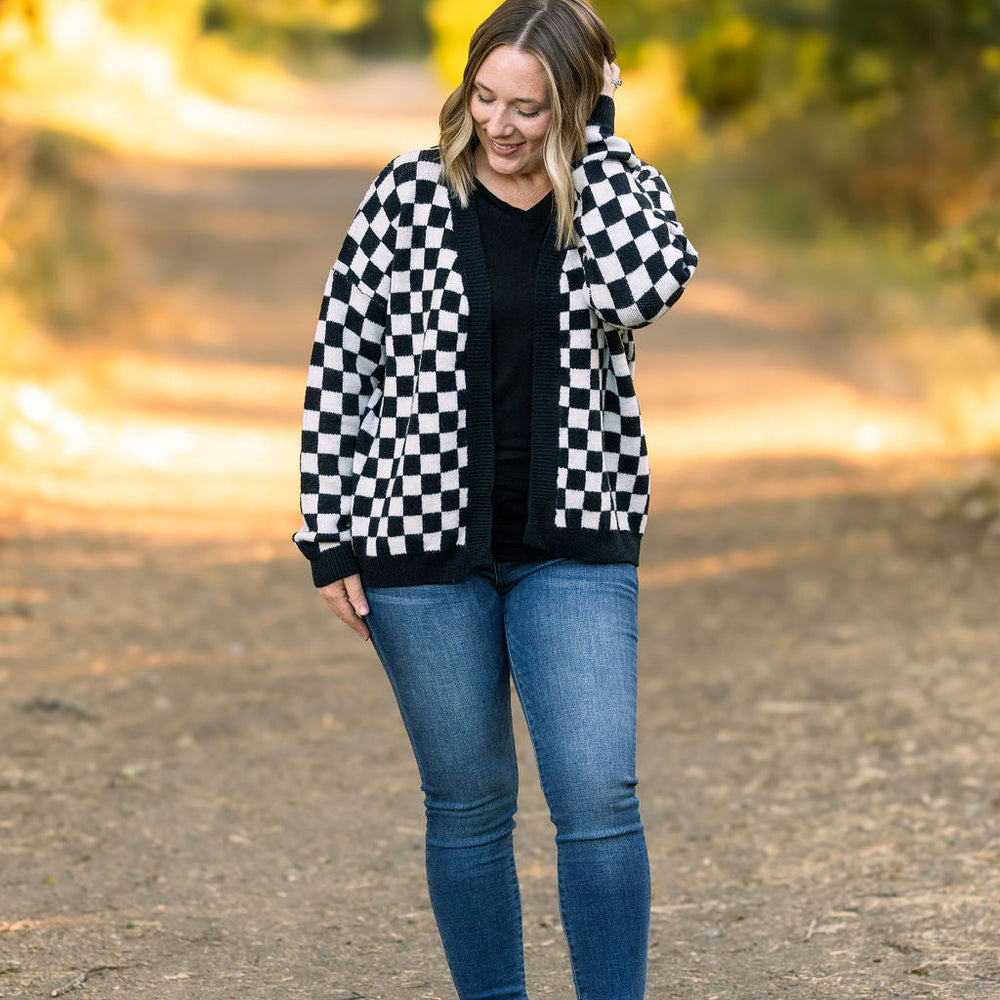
[{"x1": 438, "y1": 0, "x2": 616, "y2": 249}]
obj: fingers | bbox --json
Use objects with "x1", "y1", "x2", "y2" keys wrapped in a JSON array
[
  {"x1": 343, "y1": 574, "x2": 369, "y2": 618},
  {"x1": 319, "y1": 574, "x2": 371, "y2": 641},
  {"x1": 602, "y1": 60, "x2": 621, "y2": 99}
]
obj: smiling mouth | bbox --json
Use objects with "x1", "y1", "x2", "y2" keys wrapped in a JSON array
[{"x1": 490, "y1": 138, "x2": 524, "y2": 153}]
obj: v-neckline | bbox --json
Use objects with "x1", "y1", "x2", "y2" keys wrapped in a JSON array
[{"x1": 475, "y1": 177, "x2": 553, "y2": 216}]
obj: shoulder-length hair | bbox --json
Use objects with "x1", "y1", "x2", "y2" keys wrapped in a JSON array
[{"x1": 438, "y1": 0, "x2": 616, "y2": 249}]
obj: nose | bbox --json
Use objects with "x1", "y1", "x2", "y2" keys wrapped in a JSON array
[{"x1": 487, "y1": 104, "x2": 516, "y2": 136}]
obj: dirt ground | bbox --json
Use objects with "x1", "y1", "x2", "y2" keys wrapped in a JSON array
[{"x1": 2, "y1": 157, "x2": 999, "y2": 1000}]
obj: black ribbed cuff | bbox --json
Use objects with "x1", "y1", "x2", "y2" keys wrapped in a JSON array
[
  {"x1": 588, "y1": 94, "x2": 616, "y2": 132},
  {"x1": 308, "y1": 543, "x2": 361, "y2": 588}
]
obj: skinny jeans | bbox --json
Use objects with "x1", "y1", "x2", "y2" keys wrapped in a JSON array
[{"x1": 364, "y1": 557, "x2": 650, "y2": 1000}]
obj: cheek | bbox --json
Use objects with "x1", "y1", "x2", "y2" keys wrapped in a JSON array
[
  {"x1": 469, "y1": 99, "x2": 494, "y2": 129},
  {"x1": 526, "y1": 120, "x2": 551, "y2": 143}
]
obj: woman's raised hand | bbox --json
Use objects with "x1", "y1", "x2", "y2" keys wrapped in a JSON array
[
  {"x1": 319, "y1": 573, "x2": 371, "y2": 641},
  {"x1": 602, "y1": 59, "x2": 622, "y2": 99}
]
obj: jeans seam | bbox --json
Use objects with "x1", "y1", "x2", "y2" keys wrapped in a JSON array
[
  {"x1": 557, "y1": 850, "x2": 585, "y2": 1000},
  {"x1": 505, "y1": 845, "x2": 527, "y2": 993}
]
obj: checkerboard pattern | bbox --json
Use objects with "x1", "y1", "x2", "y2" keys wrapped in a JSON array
[
  {"x1": 552, "y1": 118, "x2": 695, "y2": 533},
  {"x1": 555, "y1": 265, "x2": 649, "y2": 534},
  {"x1": 295, "y1": 122, "x2": 697, "y2": 584},
  {"x1": 297, "y1": 152, "x2": 474, "y2": 567},
  {"x1": 573, "y1": 121, "x2": 699, "y2": 330}
]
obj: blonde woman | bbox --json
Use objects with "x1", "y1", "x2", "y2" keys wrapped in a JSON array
[{"x1": 294, "y1": 1, "x2": 697, "y2": 996}]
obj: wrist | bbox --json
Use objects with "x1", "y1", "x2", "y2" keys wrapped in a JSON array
[{"x1": 588, "y1": 94, "x2": 616, "y2": 131}]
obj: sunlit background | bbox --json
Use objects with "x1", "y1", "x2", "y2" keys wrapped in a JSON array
[
  {"x1": 1, "y1": 0, "x2": 999, "y2": 534},
  {"x1": 4, "y1": 7, "x2": 1000, "y2": 995}
]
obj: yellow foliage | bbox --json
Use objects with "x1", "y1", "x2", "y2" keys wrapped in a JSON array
[
  {"x1": 1, "y1": 1, "x2": 183, "y2": 98},
  {"x1": 0, "y1": 2, "x2": 38, "y2": 87},
  {"x1": 104, "y1": 0, "x2": 203, "y2": 45},
  {"x1": 614, "y1": 41, "x2": 702, "y2": 162},
  {"x1": 1, "y1": 0, "x2": 375, "y2": 97},
  {"x1": 229, "y1": 0, "x2": 375, "y2": 33},
  {"x1": 182, "y1": 33, "x2": 295, "y2": 104},
  {"x1": 426, "y1": 0, "x2": 495, "y2": 87},
  {"x1": 717, "y1": 15, "x2": 755, "y2": 50}
]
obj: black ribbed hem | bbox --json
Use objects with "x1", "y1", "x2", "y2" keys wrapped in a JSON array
[
  {"x1": 524, "y1": 526, "x2": 640, "y2": 566},
  {"x1": 355, "y1": 530, "x2": 638, "y2": 588},
  {"x1": 357, "y1": 547, "x2": 480, "y2": 589}
]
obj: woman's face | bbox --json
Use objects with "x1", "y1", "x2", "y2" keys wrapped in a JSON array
[{"x1": 470, "y1": 45, "x2": 553, "y2": 180}]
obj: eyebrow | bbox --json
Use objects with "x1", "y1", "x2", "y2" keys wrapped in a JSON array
[{"x1": 473, "y1": 80, "x2": 547, "y2": 106}]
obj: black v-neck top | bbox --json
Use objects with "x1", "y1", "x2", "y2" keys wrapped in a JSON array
[{"x1": 474, "y1": 179, "x2": 555, "y2": 561}]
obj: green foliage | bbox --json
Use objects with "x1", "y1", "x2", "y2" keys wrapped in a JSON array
[
  {"x1": 0, "y1": 125, "x2": 118, "y2": 339},
  {"x1": 682, "y1": 14, "x2": 767, "y2": 119},
  {"x1": 197, "y1": 0, "x2": 431, "y2": 60},
  {"x1": 344, "y1": 0, "x2": 431, "y2": 57},
  {"x1": 1, "y1": 0, "x2": 995, "y2": 333},
  {"x1": 593, "y1": 0, "x2": 1000, "y2": 322},
  {"x1": 200, "y1": 0, "x2": 376, "y2": 54},
  {"x1": 928, "y1": 208, "x2": 1000, "y2": 326}
]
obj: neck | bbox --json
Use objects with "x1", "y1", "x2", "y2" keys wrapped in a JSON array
[{"x1": 473, "y1": 145, "x2": 552, "y2": 209}]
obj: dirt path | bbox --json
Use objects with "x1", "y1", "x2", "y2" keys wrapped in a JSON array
[{"x1": 2, "y1": 158, "x2": 999, "y2": 1000}]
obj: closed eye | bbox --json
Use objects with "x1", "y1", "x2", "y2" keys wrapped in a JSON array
[{"x1": 474, "y1": 92, "x2": 543, "y2": 118}]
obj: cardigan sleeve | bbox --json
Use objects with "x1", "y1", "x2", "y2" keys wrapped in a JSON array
[
  {"x1": 572, "y1": 95, "x2": 698, "y2": 330},
  {"x1": 293, "y1": 162, "x2": 398, "y2": 588}
]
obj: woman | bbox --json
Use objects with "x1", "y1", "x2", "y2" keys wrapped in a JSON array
[{"x1": 294, "y1": 1, "x2": 697, "y2": 997}]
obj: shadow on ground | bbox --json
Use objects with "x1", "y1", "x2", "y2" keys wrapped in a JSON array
[{"x1": 2, "y1": 159, "x2": 999, "y2": 999}]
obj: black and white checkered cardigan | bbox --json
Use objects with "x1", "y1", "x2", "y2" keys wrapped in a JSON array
[{"x1": 295, "y1": 96, "x2": 698, "y2": 588}]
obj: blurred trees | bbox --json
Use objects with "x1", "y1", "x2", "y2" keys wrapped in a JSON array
[
  {"x1": 199, "y1": 0, "x2": 375, "y2": 56},
  {"x1": 346, "y1": 0, "x2": 430, "y2": 57},
  {"x1": 0, "y1": 6, "x2": 111, "y2": 342},
  {"x1": 672, "y1": 0, "x2": 1000, "y2": 319},
  {"x1": 427, "y1": 0, "x2": 999, "y2": 320},
  {"x1": 1, "y1": 0, "x2": 997, "y2": 337},
  {"x1": 669, "y1": 0, "x2": 998, "y2": 226},
  {"x1": 3, "y1": 0, "x2": 995, "y2": 243},
  {"x1": 0, "y1": 0, "x2": 380, "y2": 342},
  {"x1": 0, "y1": 126, "x2": 116, "y2": 340}
]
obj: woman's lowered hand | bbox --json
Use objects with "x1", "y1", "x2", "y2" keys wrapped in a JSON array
[{"x1": 319, "y1": 573, "x2": 370, "y2": 641}]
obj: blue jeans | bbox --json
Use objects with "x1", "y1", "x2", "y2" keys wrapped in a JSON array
[{"x1": 365, "y1": 558, "x2": 650, "y2": 1000}]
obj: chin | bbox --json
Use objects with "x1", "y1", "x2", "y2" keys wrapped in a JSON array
[
  {"x1": 485, "y1": 146, "x2": 543, "y2": 177},
  {"x1": 487, "y1": 154, "x2": 524, "y2": 173}
]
